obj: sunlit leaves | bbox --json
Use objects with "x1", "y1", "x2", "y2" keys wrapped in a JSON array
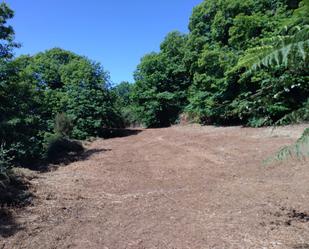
[{"x1": 236, "y1": 26, "x2": 309, "y2": 71}]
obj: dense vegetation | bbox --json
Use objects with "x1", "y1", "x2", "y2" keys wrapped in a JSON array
[
  {"x1": 0, "y1": 3, "x2": 123, "y2": 184},
  {"x1": 0, "y1": 0, "x2": 308, "y2": 203},
  {"x1": 3, "y1": 49, "x2": 123, "y2": 163},
  {"x1": 129, "y1": 0, "x2": 308, "y2": 128}
]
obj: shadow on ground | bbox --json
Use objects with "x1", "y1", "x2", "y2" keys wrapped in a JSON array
[
  {"x1": 0, "y1": 174, "x2": 32, "y2": 207},
  {"x1": 0, "y1": 129, "x2": 140, "y2": 238},
  {"x1": 24, "y1": 129, "x2": 143, "y2": 173},
  {"x1": 37, "y1": 147, "x2": 111, "y2": 172},
  {"x1": 79, "y1": 148, "x2": 111, "y2": 160},
  {"x1": 293, "y1": 244, "x2": 309, "y2": 249},
  {"x1": 103, "y1": 128, "x2": 143, "y2": 139},
  {"x1": 0, "y1": 209, "x2": 22, "y2": 238}
]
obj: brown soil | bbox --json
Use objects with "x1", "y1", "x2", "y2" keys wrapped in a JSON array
[{"x1": 1, "y1": 125, "x2": 309, "y2": 249}]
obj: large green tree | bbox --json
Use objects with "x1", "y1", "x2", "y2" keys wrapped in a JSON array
[
  {"x1": 0, "y1": 3, "x2": 19, "y2": 60},
  {"x1": 184, "y1": 0, "x2": 308, "y2": 126},
  {"x1": 242, "y1": 0, "x2": 308, "y2": 125},
  {"x1": 131, "y1": 0, "x2": 308, "y2": 128},
  {"x1": 0, "y1": 4, "x2": 42, "y2": 169},
  {"x1": 21, "y1": 48, "x2": 123, "y2": 139},
  {"x1": 132, "y1": 31, "x2": 190, "y2": 127}
]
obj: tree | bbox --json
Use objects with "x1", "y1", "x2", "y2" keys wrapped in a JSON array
[
  {"x1": 0, "y1": 3, "x2": 19, "y2": 60},
  {"x1": 21, "y1": 48, "x2": 123, "y2": 139},
  {"x1": 182, "y1": 0, "x2": 307, "y2": 126},
  {"x1": 0, "y1": 4, "x2": 42, "y2": 170},
  {"x1": 0, "y1": 57, "x2": 44, "y2": 165},
  {"x1": 236, "y1": 0, "x2": 309, "y2": 71},
  {"x1": 113, "y1": 81, "x2": 133, "y2": 107},
  {"x1": 1, "y1": 44, "x2": 124, "y2": 170},
  {"x1": 132, "y1": 32, "x2": 190, "y2": 127},
  {"x1": 233, "y1": 0, "x2": 309, "y2": 126},
  {"x1": 112, "y1": 82, "x2": 138, "y2": 127}
]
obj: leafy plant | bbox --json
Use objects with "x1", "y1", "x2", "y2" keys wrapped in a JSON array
[
  {"x1": 276, "y1": 99, "x2": 309, "y2": 125},
  {"x1": 236, "y1": 0, "x2": 309, "y2": 71},
  {"x1": 54, "y1": 113, "x2": 73, "y2": 137},
  {"x1": 44, "y1": 133, "x2": 84, "y2": 163},
  {"x1": 132, "y1": 32, "x2": 190, "y2": 127},
  {"x1": 130, "y1": 0, "x2": 307, "y2": 129},
  {"x1": 236, "y1": 25, "x2": 309, "y2": 71},
  {"x1": 0, "y1": 144, "x2": 13, "y2": 188},
  {"x1": 266, "y1": 128, "x2": 309, "y2": 163}
]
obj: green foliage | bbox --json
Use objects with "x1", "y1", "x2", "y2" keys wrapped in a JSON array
[
  {"x1": 236, "y1": 26, "x2": 309, "y2": 71},
  {"x1": 54, "y1": 113, "x2": 73, "y2": 137},
  {"x1": 276, "y1": 98, "x2": 309, "y2": 125},
  {"x1": 235, "y1": 0, "x2": 309, "y2": 71},
  {"x1": 0, "y1": 3, "x2": 19, "y2": 60},
  {"x1": 132, "y1": 32, "x2": 190, "y2": 127},
  {"x1": 0, "y1": 3, "x2": 29, "y2": 194},
  {"x1": 113, "y1": 81, "x2": 133, "y2": 107},
  {"x1": 44, "y1": 134, "x2": 84, "y2": 163},
  {"x1": 64, "y1": 82, "x2": 123, "y2": 139},
  {"x1": 131, "y1": 0, "x2": 308, "y2": 128},
  {"x1": 0, "y1": 167, "x2": 32, "y2": 205},
  {"x1": 0, "y1": 144, "x2": 13, "y2": 187},
  {"x1": 15, "y1": 48, "x2": 123, "y2": 140},
  {"x1": 0, "y1": 47, "x2": 122, "y2": 169},
  {"x1": 113, "y1": 82, "x2": 139, "y2": 127},
  {"x1": 228, "y1": 13, "x2": 270, "y2": 49},
  {"x1": 0, "y1": 4, "x2": 14, "y2": 181},
  {"x1": 266, "y1": 127, "x2": 309, "y2": 163},
  {"x1": 1, "y1": 0, "x2": 308, "y2": 178},
  {"x1": 183, "y1": 0, "x2": 307, "y2": 126},
  {"x1": 232, "y1": 0, "x2": 309, "y2": 132},
  {"x1": 0, "y1": 7, "x2": 44, "y2": 169}
]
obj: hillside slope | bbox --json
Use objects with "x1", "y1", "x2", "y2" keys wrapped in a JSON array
[{"x1": 1, "y1": 125, "x2": 308, "y2": 249}]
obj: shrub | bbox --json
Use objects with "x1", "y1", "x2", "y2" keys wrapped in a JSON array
[
  {"x1": 0, "y1": 145, "x2": 32, "y2": 205},
  {"x1": 0, "y1": 169, "x2": 32, "y2": 206},
  {"x1": 44, "y1": 134, "x2": 84, "y2": 163},
  {"x1": 0, "y1": 144, "x2": 14, "y2": 188},
  {"x1": 54, "y1": 113, "x2": 73, "y2": 137}
]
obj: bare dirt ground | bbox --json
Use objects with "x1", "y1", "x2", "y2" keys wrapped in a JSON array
[{"x1": 1, "y1": 125, "x2": 309, "y2": 249}]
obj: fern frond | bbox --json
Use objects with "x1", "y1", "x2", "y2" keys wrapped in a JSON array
[
  {"x1": 275, "y1": 99, "x2": 309, "y2": 125},
  {"x1": 236, "y1": 25, "x2": 309, "y2": 71},
  {"x1": 292, "y1": 0, "x2": 309, "y2": 25},
  {"x1": 265, "y1": 127, "x2": 309, "y2": 164}
]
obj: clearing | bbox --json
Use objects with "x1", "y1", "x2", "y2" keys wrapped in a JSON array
[{"x1": 1, "y1": 125, "x2": 309, "y2": 249}]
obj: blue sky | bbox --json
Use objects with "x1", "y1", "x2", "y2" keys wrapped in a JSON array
[{"x1": 6, "y1": 0, "x2": 202, "y2": 84}]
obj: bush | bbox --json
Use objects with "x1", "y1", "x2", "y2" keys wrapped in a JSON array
[
  {"x1": 0, "y1": 144, "x2": 13, "y2": 169},
  {"x1": 120, "y1": 106, "x2": 140, "y2": 127},
  {"x1": 0, "y1": 169, "x2": 32, "y2": 206},
  {"x1": 44, "y1": 134, "x2": 84, "y2": 163},
  {"x1": 0, "y1": 144, "x2": 14, "y2": 188},
  {"x1": 54, "y1": 113, "x2": 73, "y2": 137},
  {"x1": 65, "y1": 84, "x2": 124, "y2": 139}
]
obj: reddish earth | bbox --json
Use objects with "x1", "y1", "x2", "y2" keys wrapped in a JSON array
[{"x1": 1, "y1": 125, "x2": 309, "y2": 249}]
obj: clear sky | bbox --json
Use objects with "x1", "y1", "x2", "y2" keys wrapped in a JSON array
[{"x1": 6, "y1": 0, "x2": 202, "y2": 84}]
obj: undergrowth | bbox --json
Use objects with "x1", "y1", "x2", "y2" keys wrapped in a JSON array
[{"x1": 0, "y1": 169, "x2": 32, "y2": 206}]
